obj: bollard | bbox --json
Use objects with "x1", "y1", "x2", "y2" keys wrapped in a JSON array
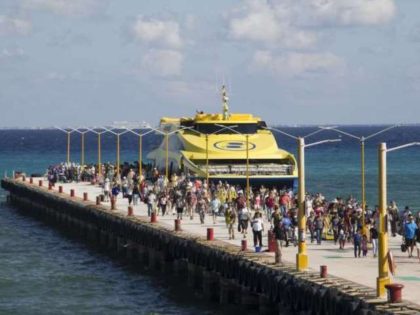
[
  {"x1": 268, "y1": 230, "x2": 277, "y2": 252},
  {"x1": 110, "y1": 196, "x2": 116, "y2": 210},
  {"x1": 48, "y1": 182, "x2": 53, "y2": 190},
  {"x1": 385, "y1": 284, "x2": 404, "y2": 303},
  {"x1": 83, "y1": 192, "x2": 88, "y2": 201},
  {"x1": 207, "y1": 228, "x2": 214, "y2": 241},
  {"x1": 22, "y1": 176, "x2": 26, "y2": 182},
  {"x1": 241, "y1": 240, "x2": 247, "y2": 251},
  {"x1": 30, "y1": 177, "x2": 33, "y2": 184},
  {"x1": 151, "y1": 212, "x2": 157, "y2": 223},
  {"x1": 320, "y1": 265, "x2": 328, "y2": 278},
  {"x1": 38, "y1": 180, "x2": 43, "y2": 187},
  {"x1": 70, "y1": 189, "x2": 75, "y2": 197},
  {"x1": 96, "y1": 196, "x2": 101, "y2": 206},
  {"x1": 58, "y1": 186, "x2": 63, "y2": 193},
  {"x1": 174, "y1": 219, "x2": 181, "y2": 231},
  {"x1": 128, "y1": 206, "x2": 133, "y2": 216}
]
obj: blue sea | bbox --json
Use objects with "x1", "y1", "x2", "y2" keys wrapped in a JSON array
[{"x1": 0, "y1": 126, "x2": 419, "y2": 313}]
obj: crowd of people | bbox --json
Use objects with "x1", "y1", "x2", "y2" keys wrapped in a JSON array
[{"x1": 47, "y1": 163, "x2": 420, "y2": 265}]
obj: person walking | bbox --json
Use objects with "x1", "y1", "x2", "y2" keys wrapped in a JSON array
[
  {"x1": 251, "y1": 212, "x2": 264, "y2": 248},
  {"x1": 239, "y1": 206, "x2": 250, "y2": 239},
  {"x1": 146, "y1": 191, "x2": 156, "y2": 217},
  {"x1": 307, "y1": 212, "x2": 315, "y2": 243},
  {"x1": 370, "y1": 222, "x2": 378, "y2": 257},
  {"x1": 175, "y1": 192, "x2": 185, "y2": 220},
  {"x1": 353, "y1": 229, "x2": 362, "y2": 258},
  {"x1": 226, "y1": 206, "x2": 236, "y2": 240},
  {"x1": 314, "y1": 215, "x2": 324, "y2": 245},
  {"x1": 338, "y1": 224, "x2": 346, "y2": 250},
  {"x1": 197, "y1": 195, "x2": 207, "y2": 224},
  {"x1": 361, "y1": 234, "x2": 368, "y2": 257},
  {"x1": 103, "y1": 178, "x2": 110, "y2": 202},
  {"x1": 388, "y1": 201, "x2": 399, "y2": 237},
  {"x1": 158, "y1": 192, "x2": 168, "y2": 216},
  {"x1": 273, "y1": 216, "x2": 283, "y2": 265},
  {"x1": 210, "y1": 195, "x2": 221, "y2": 224},
  {"x1": 404, "y1": 214, "x2": 418, "y2": 258},
  {"x1": 126, "y1": 183, "x2": 133, "y2": 206},
  {"x1": 132, "y1": 182, "x2": 140, "y2": 205},
  {"x1": 282, "y1": 214, "x2": 292, "y2": 247}
]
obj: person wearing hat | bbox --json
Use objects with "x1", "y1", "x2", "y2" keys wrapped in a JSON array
[{"x1": 404, "y1": 214, "x2": 418, "y2": 258}]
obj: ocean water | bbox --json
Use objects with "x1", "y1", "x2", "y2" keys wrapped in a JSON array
[{"x1": 0, "y1": 126, "x2": 419, "y2": 313}]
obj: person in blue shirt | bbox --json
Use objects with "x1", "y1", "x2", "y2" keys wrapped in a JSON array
[
  {"x1": 282, "y1": 215, "x2": 292, "y2": 247},
  {"x1": 353, "y1": 229, "x2": 362, "y2": 258},
  {"x1": 404, "y1": 214, "x2": 418, "y2": 258}
]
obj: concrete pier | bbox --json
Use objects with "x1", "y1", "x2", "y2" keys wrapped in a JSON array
[{"x1": 2, "y1": 177, "x2": 420, "y2": 314}]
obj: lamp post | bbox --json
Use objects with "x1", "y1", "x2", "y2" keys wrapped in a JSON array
[
  {"x1": 104, "y1": 128, "x2": 130, "y2": 178},
  {"x1": 266, "y1": 126, "x2": 340, "y2": 271},
  {"x1": 128, "y1": 127, "x2": 163, "y2": 180},
  {"x1": 55, "y1": 127, "x2": 77, "y2": 164},
  {"x1": 320, "y1": 125, "x2": 399, "y2": 232},
  {"x1": 376, "y1": 141, "x2": 420, "y2": 297},
  {"x1": 87, "y1": 128, "x2": 107, "y2": 178},
  {"x1": 74, "y1": 128, "x2": 89, "y2": 166}
]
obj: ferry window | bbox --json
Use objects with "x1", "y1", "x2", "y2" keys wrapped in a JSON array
[{"x1": 195, "y1": 123, "x2": 259, "y2": 134}]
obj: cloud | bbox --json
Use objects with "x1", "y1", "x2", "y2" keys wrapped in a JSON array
[
  {"x1": 132, "y1": 16, "x2": 183, "y2": 49},
  {"x1": 228, "y1": 0, "x2": 317, "y2": 48},
  {"x1": 253, "y1": 50, "x2": 345, "y2": 77},
  {"x1": 228, "y1": 0, "x2": 396, "y2": 48},
  {"x1": 0, "y1": 15, "x2": 31, "y2": 36},
  {"x1": 141, "y1": 49, "x2": 183, "y2": 77},
  {"x1": 305, "y1": 0, "x2": 396, "y2": 26},
  {"x1": 22, "y1": 0, "x2": 104, "y2": 16}
]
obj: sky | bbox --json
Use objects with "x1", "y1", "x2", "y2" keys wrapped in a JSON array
[{"x1": 1, "y1": 0, "x2": 420, "y2": 127}]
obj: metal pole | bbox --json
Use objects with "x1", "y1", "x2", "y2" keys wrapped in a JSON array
[
  {"x1": 67, "y1": 132, "x2": 70, "y2": 164},
  {"x1": 377, "y1": 142, "x2": 390, "y2": 297},
  {"x1": 296, "y1": 137, "x2": 308, "y2": 271},
  {"x1": 139, "y1": 135, "x2": 142, "y2": 180},
  {"x1": 98, "y1": 133, "x2": 101, "y2": 176},
  {"x1": 246, "y1": 134, "x2": 250, "y2": 208},
  {"x1": 117, "y1": 134, "x2": 120, "y2": 177},
  {"x1": 361, "y1": 138, "x2": 366, "y2": 232},
  {"x1": 165, "y1": 133, "x2": 169, "y2": 180},
  {"x1": 206, "y1": 134, "x2": 209, "y2": 185},
  {"x1": 81, "y1": 133, "x2": 85, "y2": 166}
]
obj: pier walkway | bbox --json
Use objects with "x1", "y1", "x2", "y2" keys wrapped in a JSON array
[{"x1": 27, "y1": 179, "x2": 420, "y2": 305}]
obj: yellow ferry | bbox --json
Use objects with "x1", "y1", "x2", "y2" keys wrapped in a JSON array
[{"x1": 147, "y1": 86, "x2": 298, "y2": 188}]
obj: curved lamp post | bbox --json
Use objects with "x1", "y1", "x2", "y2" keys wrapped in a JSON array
[
  {"x1": 266, "y1": 126, "x2": 340, "y2": 271},
  {"x1": 376, "y1": 141, "x2": 420, "y2": 297},
  {"x1": 87, "y1": 127, "x2": 108, "y2": 177},
  {"x1": 320, "y1": 125, "x2": 399, "y2": 231},
  {"x1": 55, "y1": 127, "x2": 78, "y2": 164},
  {"x1": 73, "y1": 128, "x2": 90, "y2": 166},
  {"x1": 128, "y1": 127, "x2": 164, "y2": 180},
  {"x1": 104, "y1": 128, "x2": 130, "y2": 177}
]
